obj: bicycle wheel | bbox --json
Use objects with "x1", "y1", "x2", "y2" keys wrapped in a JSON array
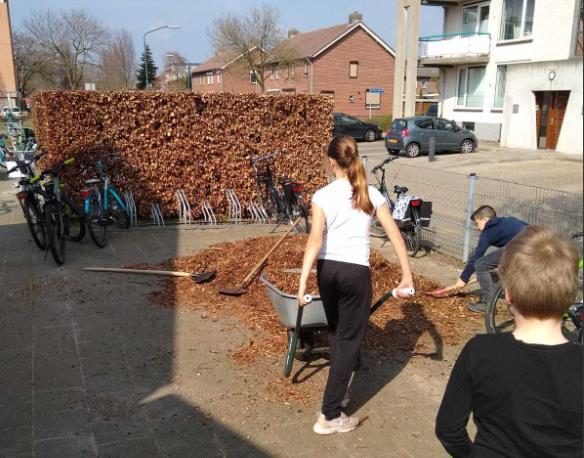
[
  {"x1": 370, "y1": 218, "x2": 386, "y2": 238},
  {"x1": 292, "y1": 197, "x2": 310, "y2": 234},
  {"x1": 485, "y1": 285, "x2": 515, "y2": 334},
  {"x1": 61, "y1": 195, "x2": 86, "y2": 242},
  {"x1": 402, "y1": 208, "x2": 422, "y2": 257},
  {"x1": 44, "y1": 201, "x2": 66, "y2": 265},
  {"x1": 86, "y1": 193, "x2": 108, "y2": 248},
  {"x1": 108, "y1": 192, "x2": 130, "y2": 229},
  {"x1": 22, "y1": 197, "x2": 46, "y2": 250}
]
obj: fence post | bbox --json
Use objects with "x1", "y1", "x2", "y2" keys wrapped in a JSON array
[
  {"x1": 462, "y1": 173, "x2": 478, "y2": 262},
  {"x1": 428, "y1": 137, "x2": 436, "y2": 162}
]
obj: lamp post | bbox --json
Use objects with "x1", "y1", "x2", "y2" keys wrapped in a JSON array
[{"x1": 143, "y1": 25, "x2": 181, "y2": 89}]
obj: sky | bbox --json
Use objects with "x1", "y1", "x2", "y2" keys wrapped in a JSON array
[{"x1": 9, "y1": 0, "x2": 444, "y2": 67}]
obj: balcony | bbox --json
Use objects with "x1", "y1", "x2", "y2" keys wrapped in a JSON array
[{"x1": 419, "y1": 33, "x2": 491, "y2": 66}]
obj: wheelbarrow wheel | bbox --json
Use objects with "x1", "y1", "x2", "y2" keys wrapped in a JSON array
[
  {"x1": 286, "y1": 330, "x2": 314, "y2": 362},
  {"x1": 284, "y1": 329, "x2": 301, "y2": 378}
]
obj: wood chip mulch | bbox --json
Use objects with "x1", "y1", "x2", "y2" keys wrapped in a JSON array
[{"x1": 140, "y1": 235, "x2": 482, "y2": 405}]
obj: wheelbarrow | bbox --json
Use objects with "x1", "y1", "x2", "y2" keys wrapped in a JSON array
[
  {"x1": 260, "y1": 274, "x2": 329, "y2": 378},
  {"x1": 260, "y1": 273, "x2": 410, "y2": 378}
]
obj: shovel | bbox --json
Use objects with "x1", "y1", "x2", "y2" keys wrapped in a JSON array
[
  {"x1": 83, "y1": 267, "x2": 216, "y2": 284},
  {"x1": 219, "y1": 218, "x2": 301, "y2": 296},
  {"x1": 425, "y1": 279, "x2": 478, "y2": 298}
]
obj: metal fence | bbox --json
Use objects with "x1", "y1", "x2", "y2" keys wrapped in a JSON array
[{"x1": 363, "y1": 158, "x2": 584, "y2": 261}]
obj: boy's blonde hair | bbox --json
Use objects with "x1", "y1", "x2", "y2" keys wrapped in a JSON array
[{"x1": 499, "y1": 225, "x2": 580, "y2": 319}]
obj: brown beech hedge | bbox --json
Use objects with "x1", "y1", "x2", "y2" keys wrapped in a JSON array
[{"x1": 32, "y1": 91, "x2": 333, "y2": 217}]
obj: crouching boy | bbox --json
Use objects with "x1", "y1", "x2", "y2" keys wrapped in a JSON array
[{"x1": 435, "y1": 225, "x2": 583, "y2": 457}]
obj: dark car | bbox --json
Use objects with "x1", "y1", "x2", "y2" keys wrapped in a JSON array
[
  {"x1": 333, "y1": 113, "x2": 383, "y2": 142},
  {"x1": 385, "y1": 116, "x2": 478, "y2": 158}
]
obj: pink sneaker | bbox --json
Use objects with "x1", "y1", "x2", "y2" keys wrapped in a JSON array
[{"x1": 313, "y1": 412, "x2": 360, "y2": 435}]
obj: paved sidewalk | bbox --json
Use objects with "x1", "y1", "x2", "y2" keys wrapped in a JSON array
[{"x1": 0, "y1": 171, "x2": 470, "y2": 457}]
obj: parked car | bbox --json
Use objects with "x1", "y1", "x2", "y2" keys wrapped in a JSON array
[
  {"x1": 1, "y1": 107, "x2": 22, "y2": 120},
  {"x1": 333, "y1": 113, "x2": 383, "y2": 142},
  {"x1": 426, "y1": 104, "x2": 438, "y2": 117},
  {"x1": 385, "y1": 116, "x2": 478, "y2": 158}
]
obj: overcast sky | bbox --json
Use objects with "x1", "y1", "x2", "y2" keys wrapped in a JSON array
[{"x1": 10, "y1": 0, "x2": 444, "y2": 66}]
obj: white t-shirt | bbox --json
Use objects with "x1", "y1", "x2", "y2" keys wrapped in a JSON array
[{"x1": 312, "y1": 179, "x2": 387, "y2": 267}]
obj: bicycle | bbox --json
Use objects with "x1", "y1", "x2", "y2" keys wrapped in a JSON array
[
  {"x1": 485, "y1": 232, "x2": 584, "y2": 344},
  {"x1": 251, "y1": 151, "x2": 310, "y2": 234},
  {"x1": 2, "y1": 155, "x2": 85, "y2": 254},
  {"x1": 370, "y1": 157, "x2": 432, "y2": 257},
  {"x1": 81, "y1": 153, "x2": 130, "y2": 248}
]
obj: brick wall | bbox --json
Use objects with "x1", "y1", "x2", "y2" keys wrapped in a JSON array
[
  {"x1": 312, "y1": 27, "x2": 394, "y2": 117},
  {"x1": 263, "y1": 61, "x2": 312, "y2": 94}
]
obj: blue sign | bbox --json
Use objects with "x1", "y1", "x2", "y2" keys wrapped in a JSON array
[{"x1": 368, "y1": 88, "x2": 385, "y2": 94}]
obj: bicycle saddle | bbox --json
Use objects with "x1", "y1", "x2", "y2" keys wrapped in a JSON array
[
  {"x1": 85, "y1": 178, "x2": 101, "y2": 185},
  {"x1": 394, "y1": 185, "x2": 408, "y2": 195}
]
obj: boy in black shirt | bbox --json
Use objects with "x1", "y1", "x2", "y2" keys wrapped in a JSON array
[{"x1": 436, "y1": 225, "x2": 583, "y2": 457}]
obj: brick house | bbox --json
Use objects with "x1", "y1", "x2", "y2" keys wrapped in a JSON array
[{"x1": 191, "y1": 13, "x2": 396, "y2": 117}]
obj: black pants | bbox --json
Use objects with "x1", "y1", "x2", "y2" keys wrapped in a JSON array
[
  {"x1": 475, "y1": 248, "x2": 503, "y2": 303},
  {"x1": 317, "y1": 259, "x2": 372, "y2": 420}
]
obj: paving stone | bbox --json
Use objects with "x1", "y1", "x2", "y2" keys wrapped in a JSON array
[
  {"x1": 0, "y1": 401, "x2": 32, "y2": 430},
  {"x1": 97, "y1": 438, "x2": 161, "y2": 458},
  {"x1": 34, "y1": 408, "x2": 92, "y2": 441},
  {"x1": 33, "y1": 433, "x2": 97, "y2": 458},
  {"x1": 34, "y1": 387, "x2": 87, "y2": 415},
  {"x1": 0, "y1": 425, "x2": 31, "y2": 456}
]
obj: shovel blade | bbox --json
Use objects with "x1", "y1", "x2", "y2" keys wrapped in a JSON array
[
  {"x1": 219, "y1": 287, "x2": 247, "y2": 296},
  {"x1": 193, "y1": 271, "x2": 216, "y2": 284}
]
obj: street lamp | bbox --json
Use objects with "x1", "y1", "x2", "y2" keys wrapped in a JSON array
[{"x1": 143, "y1": 25, "x2": 181, "y2": 89}]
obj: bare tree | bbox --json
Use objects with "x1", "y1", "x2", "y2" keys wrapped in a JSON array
[
  {"x1": 12, "y1": 31, "x2": 53, "y2": 98},
  {"x1": 208, "y1": 4, "x2": 296, "y2": 92},
  {"x1": 98, "y1": 30, "x2": 136, "y2": 90},
  {"x1": 25, "y1": 9, "x2": 107, "y2": 89}
]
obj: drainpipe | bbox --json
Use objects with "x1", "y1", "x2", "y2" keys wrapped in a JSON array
[
  {"x1": 439, "y1": 68, "x2": 445, "y2": 117},
  {"x1": 305, "y1": 58, "x2": 314, "y2": 94}
]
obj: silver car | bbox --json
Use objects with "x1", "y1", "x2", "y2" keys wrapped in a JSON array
[{"x1": 385, "y1": 116, "x2": 478, "y2": 158}]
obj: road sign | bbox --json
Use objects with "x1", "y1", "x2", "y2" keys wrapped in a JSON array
[{"x1": 368, "y1": 88, "x2": 385, "y2": 94}]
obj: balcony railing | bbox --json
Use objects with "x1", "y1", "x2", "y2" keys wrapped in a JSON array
[{"x1": 419, "y1": 32, "x2": 491, "y2": 61}]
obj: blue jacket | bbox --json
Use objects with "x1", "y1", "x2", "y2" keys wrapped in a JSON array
[{"x1": 460, "y1": 216, "x2": 528, "y2": 283}]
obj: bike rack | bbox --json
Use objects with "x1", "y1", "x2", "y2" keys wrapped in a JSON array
[
  {"x1": 201, "y1": 200, "x2": 217, "y2": 225},
  {"x1": 175, "y1": 189, "x2": 192, "y2": 225},
  {"x1": 124, "y1": 189, "x2": 138, "y2": 226},
  {"x1": 248, "y1": 202, "x2": 268, "y2": 224},
  {"x1": 226, "y1": 189, "x2": 243, "y2": 223},
  {"x1": 150, "y1": 203, "x2": 165, "y2": 226}
]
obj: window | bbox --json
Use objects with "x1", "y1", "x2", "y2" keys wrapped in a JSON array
[
  {"x1": 349, "y1": 61, "x2": 359, "y2": 78},
  {"x1": 217, "y1": 72, "x2": 222, "y2": 84},
  {"x1": 493, "y1": 65, "x2": 507, "y2": 109},
  {"x1": 304, "y1": 64, "x2": 309, "y2": 78},
  {"x1": 457, "y1": 66, "x2": 486, "y2": 108},
  {"x1": 290, "y1": 65, "x2": 295, "y2": 79},
  {"x1": 366, "y1": 91, "x2": 381, "y2": 110},
  {"x1": 207, "y1": 72, "x2": 213, "y2": 84},
  {"x1": 500, "y1": 0, "x2": 535, "y2": 41},
  {"x1": 415, "y1": 119, "x2": 434, "y2": 129},
  {"x1": 421, "y1": 80, "x2": 428, "y2": 89},
  {"x1": 434, "y1": 118, "x2": 455, "y2": 131},
  {"x1": 462, "y1": 3, "x2": 490, "y2": 34},
  {"x1": 270, "y1": 64, "x2": 277, "y2": 80},
  {"x1": 340, "y1": 114, "x2": 360, "y2": 125},
  {"x1": 321, "y1": 90, "x2": 335, "y2": 96},
  {"x1": 250, "y1": 71, "x2": 258, "y2": 84}
]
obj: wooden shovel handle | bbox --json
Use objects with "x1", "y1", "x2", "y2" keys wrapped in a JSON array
[
  {"x1": 84, "y1": 267, "x2": 194, "y2": 278},
  {"x1": 240, "y1": 218, "x2": 301, "y2": 287},
  {"x1": 446, "y1": 278, "x2": 478, "y2": 293}
]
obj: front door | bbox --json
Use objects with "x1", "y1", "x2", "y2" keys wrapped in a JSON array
[{"x1": 534, "y1": 91, "x2": 570, "y2": 150}]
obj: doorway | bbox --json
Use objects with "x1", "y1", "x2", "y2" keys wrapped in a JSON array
[{"x1": 534, "y1": 91, "x2": 570, "y2": 150}]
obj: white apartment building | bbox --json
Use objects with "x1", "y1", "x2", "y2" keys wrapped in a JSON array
[{"x1": 395, "y1": 0, "x2": 583, "y2": 155}]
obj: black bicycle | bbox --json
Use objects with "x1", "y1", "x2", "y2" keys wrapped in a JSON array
[
  {"x1": 485, "y1": 232, "x2": 583, "y2": 344},
  {"x1": 370, "y1": 157, "x2": 432, "y2": 257},
  {"x1": 2, "y1": 155, "x2": 85, "y2": 256},
  {"x1": 251, "y1": 151, "x2": 310, "y2": 234}
]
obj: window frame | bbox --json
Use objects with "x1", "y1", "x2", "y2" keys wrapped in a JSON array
[
  {"x1": 499, "y1": 0, "x2": 535, "y2": 42},
  {"x1": 461, "y1": 1, "x2": 491, "y2": 35},
  {"x1": 493, "y1": 65, "x2": 507, "y2": 109},
  {"x1": 250, "y1": 70, "x2": 258, "y2": 85},
  {"x1": 456, "y1": 65, "x2": 487, "y2": 109},
  {"x1": 349, "y1": 61, "x2": 359, "y2": 79}
]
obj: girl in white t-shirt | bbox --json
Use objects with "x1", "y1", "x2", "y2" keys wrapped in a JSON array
[{"x1": 298, "y1": 135, "x2": 414, "y2": 435}]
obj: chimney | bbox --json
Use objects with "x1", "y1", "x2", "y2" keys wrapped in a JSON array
[
  {"x1": 288, "y1": 28, "x2": 300, "y2": 39},
  {"x1": 349, "y1": 12, "x2": 363, "y2": 24}
]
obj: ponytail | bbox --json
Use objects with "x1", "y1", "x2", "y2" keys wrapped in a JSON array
[
  {"x1": 347, "y1": 157, "x2": 374, "y2": 214},
  {"x1": 327, "y1": 135, "x2": 373, "y2": 214}
]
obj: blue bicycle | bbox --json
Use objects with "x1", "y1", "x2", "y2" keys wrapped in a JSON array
[{"x1": 81, "y1": 153, "x2": 129, "y2": 248}]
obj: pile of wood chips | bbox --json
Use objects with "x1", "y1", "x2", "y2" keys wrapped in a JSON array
[
  {"x1": 144, "y1": 235, "x2": 482, "y2": 404},
  {"x1": 32, "y1": 92, "x2": 332, "y2": 218}
]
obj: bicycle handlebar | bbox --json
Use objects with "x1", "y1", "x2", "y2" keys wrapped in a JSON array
[
  {"x1": 371, "y1": 156, "x2": 398, "y2": 173},
  {"x1": 1, "y1": 152, "x2": 47, "y2": 174},
  {"x1": 251, "y1": 149, "x2": 288, "y2": 165}
]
